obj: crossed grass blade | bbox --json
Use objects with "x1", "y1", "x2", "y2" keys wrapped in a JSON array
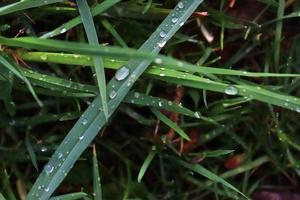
[
  {"x1": 76, "y1": 0, "x2": 108, "y2": 120},
  {"x1": 26, "y1": 1, "x2": 204, "y2": 199}
]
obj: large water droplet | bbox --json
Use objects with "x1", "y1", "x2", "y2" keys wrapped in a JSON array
[
  {"x1": 225, "y1": 86, "x2": 238, "y2": 95},
  {"x1": 109, "y1": 90, "x2": 117, "y2": 99},
  {"x1": 178, "y1": 1, "x2": 184, "y2": 9},
  {"x1": 81, "y1": 118, "x2": 88, "y2": 126},
  {"x1": 44, "y1": 164, "x2": 54, "y2": 175},
  {"x1": 159, "y1": 31, "x2": 166, "y2": 38},
  {"x1": 115, "y1": 66, "x2": 130, "y2": 81}
]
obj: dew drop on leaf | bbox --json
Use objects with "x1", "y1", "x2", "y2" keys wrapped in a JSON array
[
  {"x1": 225, "y1": 86, "x2": 238, "y2": 95},
  {"x1": 109, "y1": 90, "x2": 117, "y2": 99},
  {"x1": 81, "y1": 118, "x2": 88, "y2": 126},
  {"x1": 115, "y1": 66, "x2": 130, "y2": 81},
  {"x1": 44, "y1": 164, "x2": 54, "y2": 175}
]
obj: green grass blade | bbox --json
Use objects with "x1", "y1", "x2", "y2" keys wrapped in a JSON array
[
  {"x1": 76, "y1": 0, "x2": 108, "y2": 120},
  {"x1": 41, "y1": 0, "x2": 121, "y2": 39},
  {"x1": 49, "y1": 192, "x2": 88, "y2": 200},
  {"x1": 0, "y1": 55, "x2": 43, "y2": 107},
  {"x1": 25, "y1": 135, "x2": 38, "y2": 171},
  {"x1": 150, "y1": 107, "x2": 190, "y2": 141},
  {"x1": 101, "y1": 18, "x2": 128, "y2": 47},
  {"x1": 274, "y1": 0, "x2": 285, "y2": 69},
  {"x1": 92, "y1": 145, "x2": 102, "y2": 200},
  {"x1": 0, "y1": 193, "x2": 6, "y2": 200},
  {"x1": 176, "y1": 159, "x2": 249, "y2": 199},
  {"x1": 0, "y1": 0, "x2": 63, "y2": 16},
  {"x1": 137, "y1": 147, "x2": 157, "y2": 183},
  {"x1": 26, "y1": 1, "x2": 203, "y2": 199}
]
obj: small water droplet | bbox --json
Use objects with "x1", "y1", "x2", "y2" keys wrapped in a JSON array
[
  {"x1": 296, "y1": 107, "x2": 300, "y2": 113},
  {"x1": 44, "y1": 164, "x2": 54, "y2": 175},
  {"x1": 74, "y1": 54, "x2": 80, "y2": 58},
  {"x1": 60, "y1": 27, "x2": 67, "y2": 34},
  {"x1": 154, "y1": 58, "x2": 162, "y2": 64},
  {"x1": 225, "y1": 86, "x2": 238, "y2": 95},
  {"x1": 41, "y1": 146, "x2": 48, "y2": 152},
  {"x1": 44, "y1": 187, "x2": 49, "y2": 192},
  {"x1": 58, "y1": 152, "x2": 63, "y2": 159},
  {"x1": 115, "y1": 66, "x2": 130, "y2": 81},
  {"x1": 109, "y1": 90, "x2": 117, "y2": 99},
  {"x1": 158, "y1": 102, "x2": 163, "y2": 107},
  {"x1": 168, "y1": 101, "x2": 172, "y2": 105},
  {"x1": 159, "y1": 73, "x2": 165, "y2": 77},
  {"x1": 171, "y1": 17, "x2": 179, "y2": 23},
  {"x1": 179, "y1": 22, "x2": 185, "y2": 27},
  {"x1": 159, "y1": 31, "x2": 166, "y2": 38},
  {"x1": 157, "y1": 40, "x2": 166, "y2": 48},
  {"x1": 81, "y1": 118, "x2": 88, "y2": 126},
  {"x1": 134, "y1": 92, "x2": 140, "y2": 98},
  {"x1": 79, "y1": 135, "x2": 84, "y2": 140},
  {"x1": 152, "y1": 146, "x2": 157, "y2": 150},
  {"x1": 9, "y1": 120, "x2": 16, "y2": 126},
  {"x1": 178, "y1": 1, "x2": 184, "y2": 9},
  {"x1": 194, "y1": 112, "x2": 201, "y2": 119},
  {"x1": 41, "y1": 55, "x2": 47, "y2": 61}
]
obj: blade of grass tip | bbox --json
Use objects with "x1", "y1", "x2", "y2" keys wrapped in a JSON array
[
  {"x1": 25, "y1": 135, "x2": 39, "y2": 171},
  {"x1": 92, "y1": 145, "x2": 102, "y2": 200},
  {"x1": 274, "y1": 0, "x2": 284, "y2": 70},
  {"x1": 0, "y1": 0, "x2": 63, "y2": 16},
  {"x1": 0, "y1": 55, "x2": 43, "y2": 107},
  {"x1": 41, "y1": 0, "x2": 121, "y2": 39},
  {"x1": 150, "y1": 107, "x2": 191, "y2": 141},
  {"x1": 76, "y1": 0, "x2": 108, "y2": 120},
  {"x1": 137, "y1": 146, "x2": 157, "y2": 183},
  {"x1": 48, "y1": 192, "x2": 88, "y2": 200},
  {"x1": 175, "y1": 159, "x2": 249, "y2": 199},
  {"x1": 27, "y1": 1, "x2": 203, "y2": 199}
]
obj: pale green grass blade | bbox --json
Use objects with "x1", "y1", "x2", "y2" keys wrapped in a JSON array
[
  {"x1": 21, "y1": 51, "x2": 300, "y2": 78},
  {"x1": 49, "y1": 192, "x2": 88, "y2": 200},
  {"x1": 0, "y1": 0, "x2": 63, "y2": 16},
  {"x1": 137, "y1": 147, "x2": 157, "y2": 183},
  {"x1": 92, "y1": 145, "x2": 102, "y2": 200},
  {"x1": 41, "y1": 0, "x2": 121, "y2": 39},
  {"x1": 26, "y1": 1, "x2": 203, "y2": 199},
  {"x1": 0, "y1": 193, "x2": 6, "y2": 200},
  {"x1": 0, "y1": 55, "x2": 43, "y2": 106},
  {"x1": 76, "y1": 0, "x2": 108, "y2": 120},
  {"x1": 150, "y1": 108, "x2": 190, "y2": 141},
  {"x1": 176, "y1": 159, "x2": 249, "y2": 199}
]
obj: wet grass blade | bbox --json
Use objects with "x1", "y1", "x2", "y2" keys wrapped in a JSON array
[
  {"x1": 150, "y1": 108, "x2": 191, "y2": 141},
  {"x1": 26, "y1": 1, "x2": 203, "y2": 199},
  {"x1": 49, "y1": 192, "x2": 88, "y2": 200},
  {"x1": 92, "y1": 145, "x2": 102, "y2": 200},
  {"x1": 41, "y1": 0, "x2": 121, "y2": 39},
  {"x1": 0, "y1": 0, "x2": 63, "y2": 16},
  {"x1": 76, "y1": 0, "x2": 108, "y2": 120},
  {"x1": 137, "y1": 147, "x2": 157, "y2": 183}
]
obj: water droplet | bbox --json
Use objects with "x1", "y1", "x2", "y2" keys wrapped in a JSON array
[
  {"x1": 81, "y1": 118, "x2": 88, "y2": 126},
  {"x1": 158, "y1": 102, "x2": 163, "y2": 107},
  {"x1": 58, "y1": 152, "x2": 63, "y2": 159},
  {"x1": 134, "y1": 92, "x2": 140, "y2": 98},
  {"x1": 109, "y1": 90, "x2": 117, "y2": 99},
  {"x1": 225, "y1": 86, "x2": 238, "y2": 95},
  {"x1": 154, "y1": 58, "x2": 162, "y2": 64},
  {"x1": 194, "y1": 112, "x2": 201, "y2": 119},
  {"x1": 159, "y1": 73, "x2": 165, "y2": 77},
  {"x1": 159, "y1": 31, "x2": 166, "y2": 38},
  {"x1": 44, "y1": 164, "x2": 54, "y2": 174},
  {"x1": 79, "y1": 135, "x2": 84, "y2": 140},
  {"x1": 171, "y1": 17, "x2": 179, "y2": 23},
  {"x1": 296, "y1": 107, "x2": 300, "y2": 113},
  {"x1": 168, "y1": 101, "x2": 172, "y2": 105},
  {"x1": 157, "y1": 40, "x2": 166, "y2": 48},
  {"x1": 9, "y1": 120, "x2": 16, "y2": 126},
  {"x1": 41, "y1": 55, "x2": 47, "y2": 61},
  {"x1": 179, "y1": 22, "x2": 185, "y2": 27},
  {"x1": 178, "y1": 1, "x2": 184, "y2": 9},
  {"x1": 284, "y1": 102, "x2": 289, "y2": 107},
  {"x1": 74, "y1": 54, "x2": 80, "y2": 58},
  {"x1": 41, "y1": 146, "x2": 48, "y2": 152},
  {"x1": 115, "y1": 66, "x2": 130, "y2": 81},
  {"x1": 60, "y1": 27, "x2": 67, "y2": 34},
  {"x1": 44, "y1": 187, "x2": 49, "y2": 192}
]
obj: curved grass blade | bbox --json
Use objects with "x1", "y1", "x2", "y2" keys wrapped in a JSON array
[
  {"x1": 92, "y1": 145, "x2": 102, "y2": 200},
  {"x1": 137, "y1": 147, "x2": 157, "y2": 183},
  {"x1": 176, "y1": 159, "x2": 249, "y2": 199},
  {"x1": 0, "y1": 55, "x2": 43, "y2": 107},
  {"x1": 0, "y1": 0, "x2": 63, "y2": 16},
  {"x1": 41, "y1": 0, "x2": 121, "y2": 39},
  {"x1": 76, "y1": 0, "x2": 108, "y2": 120},
  {"x1": 49, "y1": 192, "x2": 88, "y2": 200},
  {"x1": 26, "y1": 1, "x2": 203, "y2": 199}
]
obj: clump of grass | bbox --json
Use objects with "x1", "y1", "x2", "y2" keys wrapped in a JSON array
[{"x1": 0, "y1": 0, "x2": 300, "y2": 200}]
